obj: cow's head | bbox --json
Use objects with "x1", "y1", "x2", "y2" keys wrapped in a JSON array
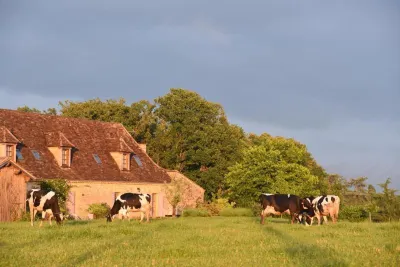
[{"x1": 300, "y1": 198, "x2": 315, "y2": 217}]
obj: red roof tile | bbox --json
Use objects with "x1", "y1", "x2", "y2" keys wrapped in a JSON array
[{"x1": 0, "y1": 109, "x2": 171, "y2": 183}]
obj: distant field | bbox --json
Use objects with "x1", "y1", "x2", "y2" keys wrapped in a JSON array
[{"x1": 0, "y1": 217, "x2": 399, "y2": 267}]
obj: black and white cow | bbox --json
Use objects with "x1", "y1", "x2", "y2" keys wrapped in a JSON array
[
  {"x1": 304, "y1": 195, "x2": 340, "y2": 225},
  {"x1": 106, "y1": 193, "x2": 151, "y2": 223},
  {"x1": 27, "y1": 189, "x2": 63, "y2": 227},
  {"x1": 260, "y1": 193, "x2": 314, "y2": 225}
]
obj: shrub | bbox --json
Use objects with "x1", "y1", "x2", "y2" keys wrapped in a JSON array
[
  {"x1": 196, "y1": 197, "x2": 235, "y2": 216},
  {"x1": 219, "y1": 207, "x2": 254, "y2": 217},
  {"x1": 40, "y1": 179, "x2": 71, "y2": 213},
  {"x1": 87, "y1": 203, "x2": 110, "y2": 218},
  {"x1": 182, "y1": 208, "x2": 211, "y2": 217},
  {"x1": 340, "y1": 205, "x2": 369, "y2": 222}
]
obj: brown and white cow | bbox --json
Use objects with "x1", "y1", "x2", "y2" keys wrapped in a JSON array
[
  {"x1": 27, "y1": 189, "x2": 63, "y2": 226},
  {"x1": 260, "y1": 193, "x2": 314, "y2": 224},
  {"x1": 106, "y1": 193, "x2": 151, "y2": 223},
  {"x1": 305, "y1": 195, "x2": 340, "y2": 225}
]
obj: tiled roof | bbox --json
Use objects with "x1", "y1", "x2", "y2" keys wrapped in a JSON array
[
  {"x1": 0, "y1": 126, "x2": 20, "y2": 143},
  {"x1": 0, "y1": 109, "x2": 171, "y2": 183}
]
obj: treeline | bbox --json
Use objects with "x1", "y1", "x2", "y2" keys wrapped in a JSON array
[{"x1": 18, "y1": 88, "x2": 400, "y2": 221}]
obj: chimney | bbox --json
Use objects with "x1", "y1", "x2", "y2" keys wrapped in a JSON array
[{"x1": 138, "y1": 143, "x2": 147, "y2": 153}]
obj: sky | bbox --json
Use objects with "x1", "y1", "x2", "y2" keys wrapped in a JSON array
[{"x1": 1, "y1": 0, "x2": 399, "y2": 189}]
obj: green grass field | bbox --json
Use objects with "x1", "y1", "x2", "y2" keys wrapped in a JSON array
[{"x1": 0, "y1": 217, "x2": 399, "y2": 267}]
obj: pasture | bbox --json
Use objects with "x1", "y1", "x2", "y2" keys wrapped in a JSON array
[{"x1": 0, "y1": 217, "x2": 399, "y2": 267}]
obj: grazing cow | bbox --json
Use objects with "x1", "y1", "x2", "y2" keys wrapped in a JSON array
[
  {"x1": 27, "y1": 189, "x2": 63, "y2": 226},
  {"x1": 260, "y1": 193, "x2": 314, "y2": 225},
  {"x1": 305, "y1": 195, "x2": 340, "y2": 225},
  {"x1": 106, "y1": 193, "x2": 151, "y2": 223}
]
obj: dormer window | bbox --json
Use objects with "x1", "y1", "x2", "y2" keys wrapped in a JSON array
[
  {"x1": 122, "y1": 153, "x2": 130, "y2": 171},
  {"x1": 61, "y1": 148, "x2": 71, "y2": 167}
]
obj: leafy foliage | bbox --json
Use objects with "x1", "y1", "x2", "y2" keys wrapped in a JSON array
[
  {"x1": 340, "y1": 205, "x2": 369, "y2": 222},
  {"x1": 226, "y1": 136, "x2": 321, "y2": 205},
  {"x1": 149, "y1": 89, "x2": 246, "y2": 199},
  {"x1": 87, "y1": 203, "x2": 111, "y2": 218},
  {"x1": 39, "y1": 179, "x2": 72, "y2": 213}
]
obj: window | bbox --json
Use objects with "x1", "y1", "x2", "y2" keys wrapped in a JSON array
[
  {"x1": 122, "y1": 153, "x2": 129, "y2": 170},
  {"x1": 93, "y1": 154, "x2": 102, "y2": 164},
  {"x1": 6, "y1": 145, "x2": 14, "y2": 158},
  {"x1": 32, "y1": 150, "x2": 41, "y2": 160},
  {"x1": 16, "y1": 149, "x2": 23, "y2": 160},
  {"x1": 132, "y1": 154, "x2": 143, "y2": 167},
  {"x1": 62, "y1": 148, "x2": 70, "y2": 166}
]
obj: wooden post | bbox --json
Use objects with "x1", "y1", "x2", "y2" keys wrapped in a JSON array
[{"x1": 369, "y1": 212, "x2": 372, "y2": 223}]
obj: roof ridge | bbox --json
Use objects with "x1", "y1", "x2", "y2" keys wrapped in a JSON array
[
  {"x1": 0, "y1": 109, "x2": 123, "y2": 126},
  {"x1": 0, "y1": 126, "x2": 21, "y2": 143}
]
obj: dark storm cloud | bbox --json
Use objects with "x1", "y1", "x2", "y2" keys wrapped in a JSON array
[{"x1": 1, "y1": 0, "x2": 399, "y2": 129}]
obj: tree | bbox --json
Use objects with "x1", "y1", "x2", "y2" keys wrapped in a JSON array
[
  {"x1": 226, "y1": 136, "x2": 321, "y2": 205},
  {"x1": 347, "y1": 177, "x2": 368, "y2": 193},
  {"x1": 162, "y1": 177, "x2": 190, "y2": 217},
  {"x1": 327, "y1": 174, "x2": 347, "y2": 199},
  {"x1": 376, "y1": 178, "x2": 400, "y2": 221},
  {"x1": 149, "y1": 89, "x2": 246, "y2": 199},
  {"x1": 59, "y1": 98, "x2": 157, "y2": 143},
  {"x1": 17, "y1": 106, "x2": 58, "y2": 115}
]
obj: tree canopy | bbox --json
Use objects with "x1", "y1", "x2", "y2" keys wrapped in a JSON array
[{"x1": 226, "y1": 136, "x2": 321, "y2": 205}]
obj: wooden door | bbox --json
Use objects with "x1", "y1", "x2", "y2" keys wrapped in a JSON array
[{"x1": 0, "y1": 166, "x2": 27, "y2": 221}]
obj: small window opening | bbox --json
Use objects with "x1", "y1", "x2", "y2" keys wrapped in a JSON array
[
  {"x1": 32, "y1": 150, "x2": 41, "y2": 160},
  {"x1": 132, "y1": 154, "x2": 143, "y2": 167},
  {"x1": 122, "y1": 153, "x2": 129, "y2": 170},
  {"x1": 61, "y1": 148, "x2": 70, "y2": 166},
  {"x1": 16, "y1": 149, "x2": 23, "y2": 160},
  {"x1": 93, "y1": 154, "x2": 102, "y2": 164}
]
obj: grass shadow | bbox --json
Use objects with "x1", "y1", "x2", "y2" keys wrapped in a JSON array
[
  {"x1": 65, "y1": 220, "x2": 91, "y2": 226},
  {"x1": 263, "y1": 225, "x2": 350, "y2": 267}
]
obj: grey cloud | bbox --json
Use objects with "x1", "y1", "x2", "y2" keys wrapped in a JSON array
[{"x1": 1, "y1": 0, "x2": 398, "y2": 130}]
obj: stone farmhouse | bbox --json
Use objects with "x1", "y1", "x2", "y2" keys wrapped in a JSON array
[{"x1": 0, "y1": 109, "x2": 204, "y2": 221}]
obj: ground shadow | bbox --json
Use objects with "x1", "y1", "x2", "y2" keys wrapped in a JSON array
[{"x1": 263, "y1": 226, "x2": 349, "y2": 267}]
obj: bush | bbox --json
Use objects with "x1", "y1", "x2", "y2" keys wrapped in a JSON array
[
  {"x1": 182, "y1": 208, "x2": 211, "y2": 217},
  {"x1": 340, "y1": 205, "x2": 369, "y2": 222},
  {"x1": 40, "y1": 179, "x2": 71, "y2": 213},
  {"x1": 196, "y1": 197, "x2": 235, "y2": 216},
  {"x1": 219, "y1": 207, "x2": 254, "y2": 217},
  {"x1": 87, "y1": 203, "x2": 110, "y2": 218}
]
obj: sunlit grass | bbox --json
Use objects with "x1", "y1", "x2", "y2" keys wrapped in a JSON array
[{"x1": 0, "y1": 217, "x2": 399, "y2": 266}]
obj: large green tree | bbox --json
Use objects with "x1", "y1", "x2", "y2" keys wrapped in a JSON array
[
  {"x1": 148, "y1": 89, "x2": 246, "y2": 198},
  {"x1": 226, "y1": 136, "x2": 321, "y2": 205}
]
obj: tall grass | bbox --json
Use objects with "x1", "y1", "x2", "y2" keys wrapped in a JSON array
[{"x1": 0, "y1": 217, "x2": 399, "y2": 266}]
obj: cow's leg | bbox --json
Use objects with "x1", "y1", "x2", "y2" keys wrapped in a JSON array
[
  {"x1": 40, "y1": 211, "x2": 46, "y2": 227},
  {"x1": 260, "y1": 209, "x2": 266, "y2": 225},
  {"x1": 323, "y1": 216, "x2": 328, "y2": 224},
  {"x1": 32, "y1": 210, "x2": 38, "y2": 226},
  {"x1": 317, "y1": 214, "x2": 321, "y2": 225},
  {"x1": 30, "y1": 204, "x2": 35, "y2": 226},
  {"x1": 146, "y1": 207, "x2": 150, "y2": 222},
  {"x1": 140, "y1": 211, "x2": 144, "y2": 222}
]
